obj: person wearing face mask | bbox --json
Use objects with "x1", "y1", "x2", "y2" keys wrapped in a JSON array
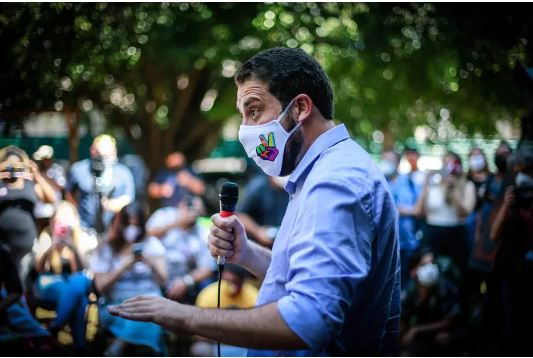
[
  {"x1": 467, "y1": 148, "x2": 491, "y2": 212},
  {"x1": 145, "y1": 196, "x2": 214, "y2": 303},
  {"x1": 109, "y1": 47, "x2": 400, "y2": 356},
  {"x1": 400, "y1": 250, "x2": 463, "y2": 356},
  {"x1": 380, "y1": 150, "x2": 401, "y2": 183},
  {"x1": 404, "y1": 147, "x2": 426, "y2": 189},
  {"x1": 489, "y1": 142, "x2": 533, "y2": 355},
  {"x1": 148, "y1": 151, "x2": 206, "y2": 209},
  {"x1": 32, "y1": 201, "x2": 92, "y2": 352},
  {"x1": 415, "y1": 152, "x2": 476, "y2": 274},
  {"x1": 466, "y1": 144, "x2": 512, "y2": 317},
  {"x1": 493, "y1": 141, "x2": 514, "y2": 190},
  {"x1": 66, "y1": 134, "x2": 135, "y2": 234},
  {"x1": 381, "y1": 150, "x2": 421, "y2": 287},
  {"x1": 90, "y1": 203, "x2": 167, "y2": 356}
]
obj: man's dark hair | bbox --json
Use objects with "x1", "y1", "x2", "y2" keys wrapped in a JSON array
[{"x1": 235, "y1": 47, "x2": 334, "y2": 119}]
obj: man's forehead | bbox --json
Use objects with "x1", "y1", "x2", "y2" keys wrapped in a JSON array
[{"x1": 236, "y1": 80, "x2": 269, "y2": 108}]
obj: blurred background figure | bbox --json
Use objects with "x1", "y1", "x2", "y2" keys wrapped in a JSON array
[
  {"x1": 146, "y1": 196, "x2": 213, "y2": 303},
  {"x1": 0, "y1": 145, "x2": 57, "y2": 280},
  {"x1": 1, "y1": 239, "x2": 56, "y2": 354},
  {"x1": 380, "y1": 150, "x2": 401, "y2": 183},
  {"x1": 403, "y1": 147, "x2": 426, "y2": 190},
  {"x1": 400, "y1": 249, "x2": 463, "y2": 356},
  {"x1": 385, "y1": 149, "x2": 424, "y2": 287},
  {"x1": 148, "y1": 151, "x2": 205, "y2": 209},
  {"x1": 465, "y1": 147, "x2": 491, "y2": 252},
  {"x1": 32, "y1": 145, "x2": 66, "y2": 236},
  {"x1": 465, "y1": 143, "x2": 513, "y2": 331},
  {"x1": 489, "y1": 141, "x2": 533, "y2": 356},
  {"x1": 0, "y1": 146, "x2": 57, "y2": 353},
  {"x1": 415, "y1": 152, "x2": 476, "y2": 274},
  {"x1": 31, "y1": 201, "x2": 92, "y2": 353},
  {"x1": 66, "y1": 134, "x2": 135, "y2": 235},
  {"x1": 90, "y1": 203, "x2": 167, "y2": 356},
  {"x1": 0, "y1": 242, "x2": 23, "y2": 323},
  {"x1": 191, "y1": 264, "x2": 258, "y2": 357},
  {"x1": 493, "y1": 141, "x2": 514, "y2": 188},
  {"x1": 236, "y1": 174, "x2": 289, "y2": 248}
]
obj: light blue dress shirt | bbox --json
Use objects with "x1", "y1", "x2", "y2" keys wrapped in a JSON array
[{"x1": 248, "y1": 124, "x2": 401, "y2": 356}]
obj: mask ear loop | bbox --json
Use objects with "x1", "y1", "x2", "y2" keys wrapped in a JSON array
[{"x1": 277, "y1": 98, "x2": 301, "y2": 136}]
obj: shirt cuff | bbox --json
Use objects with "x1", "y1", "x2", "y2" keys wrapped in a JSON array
[{"x1": 277, "y1": 293, "x2": 330, "y2": 351}]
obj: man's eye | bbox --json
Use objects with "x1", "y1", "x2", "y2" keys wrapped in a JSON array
[{"x1": 250, "y1": 109, "x2": 259, "y2": 119}]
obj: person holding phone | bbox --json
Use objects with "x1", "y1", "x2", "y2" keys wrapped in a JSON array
[
  {"x1": 0, "y1": 145, "x2": 57, "y2": 276},
  {"x1": 90, "y1": 203, "x2": 167, "y2": 356},
  {"x1": 415, "y1": 152, "x2": 476, "y2": 273},
  {"x1": 33, "y1": 201, "x2": 92, "y2": 352}
]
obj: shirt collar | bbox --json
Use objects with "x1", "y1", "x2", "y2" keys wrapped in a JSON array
[{"x1": 285, "y1": 124, "x2": 350, "y2": 194}]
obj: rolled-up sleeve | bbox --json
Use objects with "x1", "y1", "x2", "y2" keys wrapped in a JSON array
[{"x1": 277, "y1": 179, "x2": 373, "y2": 351}]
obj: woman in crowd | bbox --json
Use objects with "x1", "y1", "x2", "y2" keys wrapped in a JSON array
[
  {"x1": 0, "y1": 146, "x2": 57, "y2": 351},
  {"x1": 466, "y1": 148, "x2": 492, "y2": 208},
  {"x1": 90, "y1": 203, "x2": 167, "y2": 356},
  {"x1": 33, "y1": 201, "x2": 93, "y2": 351},
  {"x1": 415, "y1": 152, "x2": 476, "y2": 272},
  {"x1": 465, "y1": 146, "x2": 510, "y2": 303},
  {"x1": 0, "y1": 145, "x2": 57, "y2": 274}
]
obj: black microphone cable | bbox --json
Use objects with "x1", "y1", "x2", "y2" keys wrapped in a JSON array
[
  {"x1": 216, "y1": 182, "x2": 237, "y2": 357},
  {"x1": 217, "y1": 262, "x2": 224, "y2": 357}
]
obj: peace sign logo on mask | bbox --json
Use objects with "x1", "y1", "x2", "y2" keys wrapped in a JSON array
[{"x1": 256, "y1": 132, "x2": 278, "y2": 161}]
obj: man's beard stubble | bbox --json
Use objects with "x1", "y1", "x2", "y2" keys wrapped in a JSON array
[{"x1": 280, "y1": 126, "x2": 304, "y2": 177}]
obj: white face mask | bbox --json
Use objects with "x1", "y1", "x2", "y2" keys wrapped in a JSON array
[
  {"x1": 380, "y1": 160, "x2": 397, "y2": 178},
  {"x1": 238, "y1": 99, "x2": 300, "y2": 177},
  {"x1": 416, "y1": 262, "x2": 439, "y2": 287},
  {"x1": 469, "y1": 154, "x2": 486, "y2": 172},
  {"x1": 516, "y1": 172, "x2": 533, "y2": 188},
  {"x1": 123, "y1": 225, "x2": 141, "y2": 243}
]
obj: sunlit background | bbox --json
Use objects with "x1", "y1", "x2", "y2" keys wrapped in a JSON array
[{"x1": 1, "y1": 3, "x2": 531, "y2": 206}]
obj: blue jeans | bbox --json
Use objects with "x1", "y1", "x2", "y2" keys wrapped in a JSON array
[
  {"x1": 0, "y1": 288, "x2": 50, "y2": 340},
  {"x1": 36, "y1": 272, "x2": 92, "y2": 348}
]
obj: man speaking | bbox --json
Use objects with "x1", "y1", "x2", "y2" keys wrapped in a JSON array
[{"x1": 109, "y1": 47, "x2": 400, "y2": 356}]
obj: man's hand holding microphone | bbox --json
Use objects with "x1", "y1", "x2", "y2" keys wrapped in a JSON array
[{"x1": 208, "y1": 213, "x2": 250, "y2": 267}]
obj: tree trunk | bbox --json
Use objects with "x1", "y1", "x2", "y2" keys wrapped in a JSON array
[
  {"x1": 65, "y1": 108, "x2": 80, "y2": 165},
  {"x1": 382, "y1": 127, "x2": 395, "y2": 151}
]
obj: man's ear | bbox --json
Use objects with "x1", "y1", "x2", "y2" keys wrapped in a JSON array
[{"x1": 294, "y1": 94, "x2": 313, "y2": 124}]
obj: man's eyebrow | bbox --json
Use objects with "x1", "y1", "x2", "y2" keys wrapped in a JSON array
[{"x1": 236, "y1": 97, "x2": 260, "y2": 113}]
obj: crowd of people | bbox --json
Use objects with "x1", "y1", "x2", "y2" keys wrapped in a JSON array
[
  {"x1": 0, "y1": 128, "x2": 531, "y2": 355},
  {"x1": 0, "y1": 135, "x2": 229, "y2": 356},
  {"x1": 381, "y1": 140, "x2": 532, "y2": 356}
]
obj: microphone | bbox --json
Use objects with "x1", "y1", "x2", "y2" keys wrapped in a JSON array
[{"x1": 218, "y1": 182, "x2": 239, "y2": 266}]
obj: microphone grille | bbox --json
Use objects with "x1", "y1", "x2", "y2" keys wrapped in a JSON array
[{"x1": 219, "y1": 182, "x2": 239, "y2": 204}]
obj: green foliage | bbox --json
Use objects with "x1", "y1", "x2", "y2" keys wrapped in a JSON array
[{"x1": 0, "y1": 3, "x2": 531, "y2": 165}]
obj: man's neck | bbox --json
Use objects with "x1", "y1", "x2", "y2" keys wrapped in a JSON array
[{"x1": 300, "y1": 115, "x2": 335, "y2": 159}]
